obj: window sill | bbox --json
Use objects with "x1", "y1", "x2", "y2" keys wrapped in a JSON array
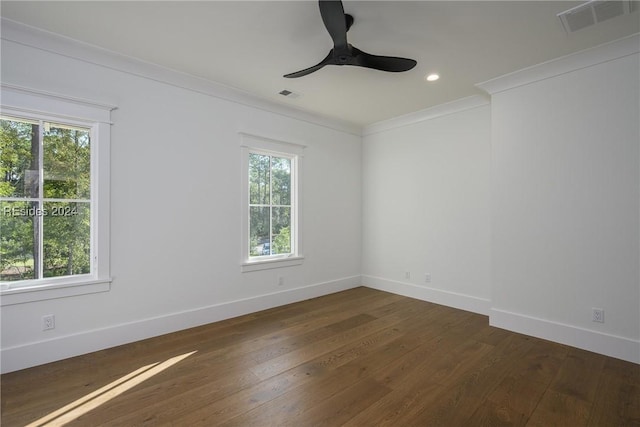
[
  {"x1": 0, "y1": 278, "x2": 112, "y2": 306},
  {"x1": 241, "y1": 256, "x2": 304, "y2": 273}
]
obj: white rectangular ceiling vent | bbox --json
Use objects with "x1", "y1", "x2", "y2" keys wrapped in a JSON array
[
  {"x1": 278, "y1": 89, "x2": 300, "y2": 99},
  {"x1": 558, "y1": 1, "x2": 634, "y2": 33}
]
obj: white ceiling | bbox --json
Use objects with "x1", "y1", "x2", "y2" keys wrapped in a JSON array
[{"x1": 2, "y1": 1, "x2": 639, "y2": 127}]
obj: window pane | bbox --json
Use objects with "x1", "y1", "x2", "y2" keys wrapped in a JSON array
[
  {"x1": 43, "y1": 202, "x2": 90, "y2": 277},
  {"x1": 0, "y1": 119, "x2": 40, "y2": 198},
  {"x1": 1, "y1": 200, "x2": 37, "y2": 281},
  {"x1": 249, "y1": 206, "x2": 270, "y2": 256},
  {"x1": 43, "y1": 124, "x2": 91, "y2": 199},
  {"x1": 271, "y1": 157, "x2": 291, "y2": 206},
  {"x1": 249, "y1": 153, "x2": 270, "y2": 205},
  {"x1": 272, "y1": 207, "x2": 291, "y2": 255}
]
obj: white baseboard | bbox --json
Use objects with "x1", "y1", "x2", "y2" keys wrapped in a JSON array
[
  {"x1": 5, "y1": 276, "x2": 636, "y2": 373},
  {"x1": 362, "y1": 275, "x2": 491, "y2": 316},
  {"x1": 0, "y1": 275, "x2": 361, "y2": 373},
  {"x1": 363, "y1": 276, "x2": 639, "y2": 364},
  {"x1": 490, "y1": 308, "x2": 640, "y2": 364}
]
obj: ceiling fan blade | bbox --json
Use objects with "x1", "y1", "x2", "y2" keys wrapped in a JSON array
[
  {"x1": 283, "y1": 50, "x2": 335, "y2": 78},
  {"x1": 352, "y1": 47, "x2": 417, "y2": 72},
  {"x1": 319, "y1": 0, "x2": 348, "y2": 51},
  {"x1": 283, "y1": 2, "x2": 416, "y2": 78}
]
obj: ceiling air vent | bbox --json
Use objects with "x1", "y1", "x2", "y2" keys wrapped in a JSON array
[
  {"x1": 558, "y1": 1, "x2": 633, "y2": 33},
  {"x1": 278, "y1": 89, "x2": 300, "y2": 99}
]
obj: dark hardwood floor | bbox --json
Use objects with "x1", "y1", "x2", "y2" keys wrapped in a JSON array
[{"x1": 2, "y1": 287, "x2": 638, "y2": 426}]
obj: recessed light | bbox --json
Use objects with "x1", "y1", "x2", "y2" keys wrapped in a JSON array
[{"x1": 425, "y1": 73, "x2": 440, "y2": 82}]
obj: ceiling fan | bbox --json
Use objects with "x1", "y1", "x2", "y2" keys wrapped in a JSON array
[{"x1": 284, "y1": 0, "x2": 417, "y2": 78}]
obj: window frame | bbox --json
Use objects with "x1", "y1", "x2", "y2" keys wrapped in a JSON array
[
  {"x1": 239, "y1": 133, "x2": 304, "y2": 272},
  {"x1": 0, "y1": 85, "x2": 114, "y2": 305}
]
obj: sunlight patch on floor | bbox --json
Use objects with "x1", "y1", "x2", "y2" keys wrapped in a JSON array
[{"x1": 26, "y1": 350, "x2": 197, "y2": 427}]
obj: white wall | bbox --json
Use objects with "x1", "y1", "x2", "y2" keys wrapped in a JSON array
[
  {"x1": 361, "y1": 35, "x2": 639, "y2": 363},
  {"x1": 483, "y1": 38, "x2": 639, "y2": 362},
  {"x1": 361, "y1": 98, "x2": 492, "y2": 315},
  {"x1": 0, "y1": 28, "x2": 362, "y2": 372}
]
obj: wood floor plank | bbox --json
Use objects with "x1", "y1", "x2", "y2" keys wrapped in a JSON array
[
  {"x1": 374, "y1": 335, "x2": 493, "y2": 391},
  {"x1": 172, "y1": 323, "x2": 410, "y2": 426},
  {"x1": 587, "y1": 358, "x2": 640, "y2": 426},
  {"x1": 247, "y1": 313, "x2": 378, "y2": 365},
  {"x1": 220, "y1": 332, "x2": 425, "y2": 427},
  {"x1": 408, "y1": 334, "x2": 535, "y2": 426},
  {"x1": 248, "y1": 298, "x2": 431, "y2": 381},
  {"x1": 2, "y1": 287, "x2": 638, "y2": 427},
  {"x1": 526, "y1": 390, "x2": 592, "y2": 427},
  {"x1": 468, "y1": 336, "x2": 568, "y2": 426},
  {"x1": 345, "y1": 340, "x2": 495, "y2": 426},
  {"x1": 219, "y1": 306, "x2": 458, "y2": 427},
  {"x1": 65, "y1": 352, "x2": 261, "y2": 426},
  {"x1": 471, "y1": 323, "x2": 514, "y2": 347},
  {"x1": 101, "y1": 302, "x2": 426, "y2": 425},
  {"x1": 1, "y1": 290, "x2": 386, "y2": 422},
  {"x1": 549, "y1": 347, "x2": 606, "y2": 403},
  {"x1": 285, "y1": 377, "x2": 392, "y2": 427},
  {"x1": 470, "y1": 375, "x2": 548, "y2": 426}
]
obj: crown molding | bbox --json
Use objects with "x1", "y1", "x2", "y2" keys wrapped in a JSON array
[
  {"x1": 1, "y1": 83, "x2": 117, "y2": 123},
  {"x1": 0, "y1": 18, "x2": 362, "y2": 136},
  {"x1": 477, "y1": 33, "x2": 640, "y2": 95},
  {"x1": 362, "y1": 95, "x2": 490, "y2": 137}
]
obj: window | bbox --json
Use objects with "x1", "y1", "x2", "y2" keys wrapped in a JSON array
[
  {"x1": 1, "y1": 117, "x2": 91, "y2": 281},
  {"x1": 240, "y1": 133, "x2": 304, "y2": 272},
  {"x1": 249, "y1": 152, "x2": 293, "y2": 257},
  {"x1": 0, "y1": 85, "x2": 114, "y2": 304}
]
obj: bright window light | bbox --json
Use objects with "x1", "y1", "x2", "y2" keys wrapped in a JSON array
[{"x1": 26, "y1": 351, "x2": 197, "y2": 426}]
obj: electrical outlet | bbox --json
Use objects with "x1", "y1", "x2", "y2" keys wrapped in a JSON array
[
  {"x1": 425, "y1": 273, "x2": 431, "y2": 283},
  {"x1": 42, "y1": 314, "x2": 55, "y2": 331},
  {"x1": 277, "y1": 276, "x2": 284, "y2": 286},
  {"x1": 405, "y1": 271, "x2": 411, "y2": 280},
  {"x1": 592, "y1": 308, "x2": 604, "y2": 323}
]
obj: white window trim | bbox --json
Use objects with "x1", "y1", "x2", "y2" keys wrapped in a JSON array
[
  {"x1": 239, "y1": 132, "x2": 305, "y2": 273},
  {"x1": 0, "y1": 84, "x2": 115, "y2": 306}
]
